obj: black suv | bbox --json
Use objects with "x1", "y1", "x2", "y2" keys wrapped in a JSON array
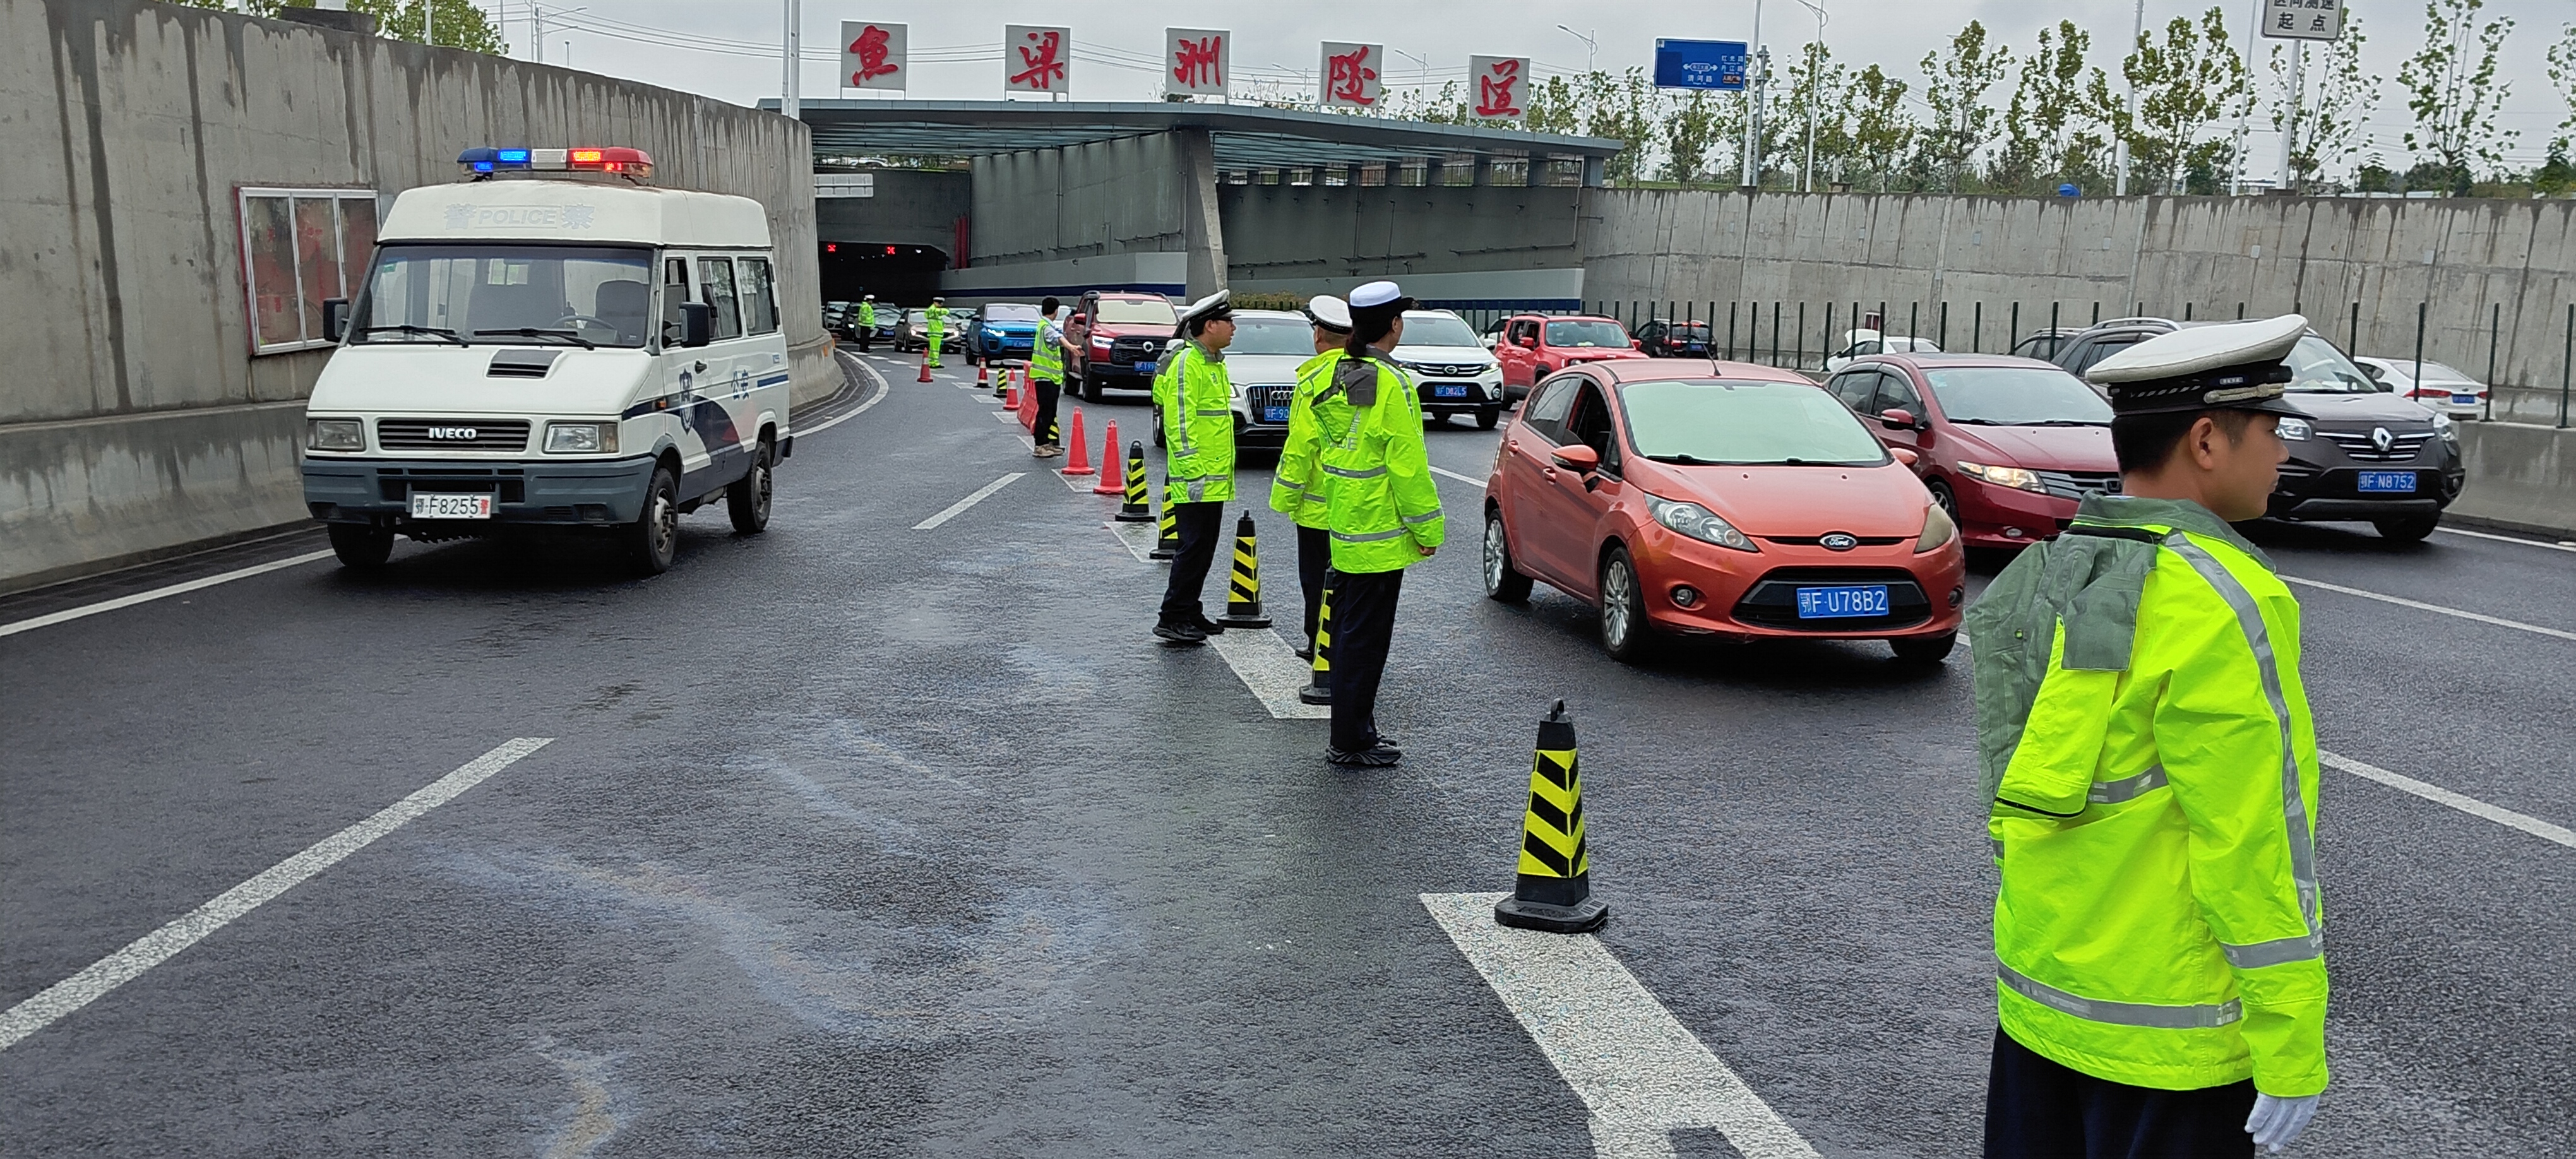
[{"x1": 2051, "y1": 318, "x2": 2466, "y2": 541}]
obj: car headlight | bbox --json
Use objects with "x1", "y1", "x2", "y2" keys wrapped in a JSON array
[
  {"x1": 307, "y1": 418, "x2": 364, "y2": 451},
  {"x1": 545, "y1": 422, "x2": 617, "y2": 453},
  {"x1": 2275, "y1": 416, "x2": 2313, "y2": 441},
  {"x1": 2430, "y1": 413, "x2": 2457, "y2": 444},
  {"x1": 1957, "y1": 461, "x2": 2046, "y2": 493},
  {"x1": 1916, "y1": 502, "x2": 1958, "y2": 554},
  {"x1": 1643, "y1": 492, "x2": 1758, "y2": 552}
]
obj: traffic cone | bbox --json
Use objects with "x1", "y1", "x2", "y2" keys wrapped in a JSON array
[
  {"x1": 1020, "y1": 377, "x2": 1038, "y2": 431},
  {"x1": 1297, "y1": 574, "x2": 1335, "y2": 704},
  {"x1": 978, "y1": 362, "x2": 990, "y2": 388},
  {"x1": 1061, "y1": 409, "x2": 1095, "y2": 474},
  {"x1": 1148, "y1": 504, "x2": 1179, "y2": 561},
  {"x1": 917, "y1": 352, "x2": 933, "y2": 383},
  {"x1": 994, "y1": 364, "x2": 1010, "y2": 399},
  {"x1": 1493, "y1": 700, "x2": 1607, "y2": 934},
  {"x1": 1215, "y1": 513, "x2": 1272, "y2": 628},
  {"x1": 1112, "y1": 439, "x2": 1152, "y2": 514}
]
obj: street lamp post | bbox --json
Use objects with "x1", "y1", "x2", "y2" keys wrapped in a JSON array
[
  {"x1": 2115, "y1": 0, "x2": 2140, "y2": 195},
  {"x1": 780, "y1": 0, "x2": 801, "y2": 120},
  {"x1": 1740, "y1": 0, "x2": 1765, "y2": 189},
  {"x1": 1792, "y1": 0, "x2": 1826, "y2": 194},
  {"x1": 1555, "y1": 25, "x2": 1598, "y2": 75}
]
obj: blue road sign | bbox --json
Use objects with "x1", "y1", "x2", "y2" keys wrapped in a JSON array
[{"x1": 1653, "y1": 39, "x2": 1749, "y2": 91}]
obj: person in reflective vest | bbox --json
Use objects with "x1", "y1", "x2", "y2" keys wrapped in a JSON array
[
  {"x1": 856, "y1": 294, "x2": 877, "y2": 352},
  {"x1": 1151, "y1": 290, "x2": 1237, "y2": 645},
  {"x1": 923, "y1": 297, "x2": 948, "y2": 368},
  {"x1": 1966, "y1": 316, "x2": 2327, "y2": 1158},
  {"x1": 1308, "y1": 281, "x2": 1442, "y2": 767},
  {"x1": 1029, "y1": 296, "x2": 1068, "y2": 458},
  {"x1": 1269, "y1": 294, "x2": 1353, "y2": 658}
]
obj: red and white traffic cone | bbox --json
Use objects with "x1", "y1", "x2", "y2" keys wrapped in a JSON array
[
  {"x1": 1092, "y1": 421, "x2": 1126, "y2": 495},
  {"x1": 977, "y1": 362, "x2": 990, "y2": 387},
  {"x1": 1061, "y1": 409, "x2": 1095, "y2": 475},
  {"x1": 916, "y1": 351, "x2": 933, "y2": 383}
]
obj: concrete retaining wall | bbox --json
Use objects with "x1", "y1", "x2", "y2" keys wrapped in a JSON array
[
  {"x1": 2449, "y1": 422, "x2": 2576, "y2": 537},
  {"x1": 966, "y1": 130, "x2": 1225, "y2": 301},
  {"x1": 1218, "y1": 181, "x2": 1586, "y2": 308},
  {"x1": 1, "y1": 0, "x2": 825, "y2": 593}
]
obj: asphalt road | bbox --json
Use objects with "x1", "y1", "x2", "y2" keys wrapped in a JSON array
[{"x1": 3, "y1": 350, "x2": 2568, "y2": 1157}]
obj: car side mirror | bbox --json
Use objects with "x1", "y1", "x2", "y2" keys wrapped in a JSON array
[
  {"x1": 1549, "y1": 444, "x2": 1601, "y2": 473},
  {"x1": 679, "y1": 302, "x2": 713, "y2": 348},
  {"x1": 1890, "y1": 446, "x2": 1920, "y2": 468},
  {"x1": 322, "y1": 298, "x2": 351, "y2": 343},
  {"x1": 1880, "y1": 407, "x2": 1922, "y2": 431},
  {"x1": 1630, "y1": 338, "x2": 1643, "y2": 351},
  {"x1": 1517, "y1": 335, "x2": 1538, "y2": 348}
]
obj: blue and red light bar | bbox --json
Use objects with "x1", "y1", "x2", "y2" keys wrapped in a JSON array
[{"x1": 456, "y1": 146, "x2": 654, "y2": 181}]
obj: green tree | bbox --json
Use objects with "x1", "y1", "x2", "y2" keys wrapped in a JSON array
[
  {"x1": 1578, "y1": 68, "x2": 1659, "y2": 183},
  {"x1": 2087, "y1": 8, "x2": 2248, "y2": 193},
  {"x1": 2545, "y1": 23, "x2": 2575, "y2": 161},
  {"x1": 2398, "y1": 0, "x2": 2517, "y2": 193},
  {"x1": 169, "y1": 0, "x2": 506, "y2": 53},
  {"x1": 1661, "y1": 91, "x2": 1723, "y2": 183},
  {"x1": 1846, "y1": 64, "x2": 1916, "y2": 192},
  {"x1": 1778, "y1": 40, "x2": 1852, "y2": 190},
  {"x1": 2267, "y1": 13, "x2": 2376, "y2": 191},
  {"x1": 1917, "y1": 20, "x2": 2012, "y2": 191},
  {"x1": 1998, "y1": 20, "x2": 2102, "y2": 193}
]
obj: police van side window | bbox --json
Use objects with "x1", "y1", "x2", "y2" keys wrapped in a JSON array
[
  {"x1": 736, "y1": 257, "x2": 778, "y2": 335},
  {"x1": 659, "y1": 258, "x2": 690, "y2": 345},
  {"x1": 697, "y1": 257, "x2": 742, "y2": 341}
]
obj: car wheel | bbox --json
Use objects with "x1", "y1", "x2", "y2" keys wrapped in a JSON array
[
  {"x1": 625, "y1": 463, "x2": 680, "y2": 575},
  {"x1": 1483, "y1": 509, "x2": 1533, "y2": 603},
  {"x1": 1928, "y1": 479, "x2": 1959, "y2": 523},
  {"x1": 1476, "y1": 407, "x2": 1501, "y2": 429},
  {"x1": 1599, "y1": 546, "x2": 1654, "y2": 663},
  {"x1": 727, "y1": 442, "x2": 773, "y2": 535},
  {"x1": 1892, "y1": 632, "x2": 1957, "y2": 665},
  {"x1": 326, "y1": 523, "x2": 393, "y2": 571},
  {"x1": 2373, "y1": 514, "x2": 2438, "y2": 543}
]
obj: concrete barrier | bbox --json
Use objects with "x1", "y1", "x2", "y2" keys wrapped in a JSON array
[{"x1": 2450, "y1": 422, "x2": 2576, "y2": 538}]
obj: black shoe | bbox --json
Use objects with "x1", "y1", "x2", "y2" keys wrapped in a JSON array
[
  {"x1": 1294, "y1": 645, "x2": 1314, "y2": 662},
  {"x1": 1153, "y1": 621, "x2": 1208, "y2": 645},
  {"x1": 1367, "y1": 738, "x2": 1402, "y2": 759},
  {"x1": 1191, "y1": 614, "x2": 1226, "y2": 636},
  {"x1": 1326, "y1": 745, "x2": 1402, "y2": 768}
]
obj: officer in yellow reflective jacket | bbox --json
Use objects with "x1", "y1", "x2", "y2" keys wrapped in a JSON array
[
  {"x1": 922, "y1": 298, "x2": 948, "y2": 369},
  {"x1": 1966, "y1": 316, "x2": 2326, "y2": 1158},
  {"x1": 1296, "y1": 281, "x2": 1442, "y2": 767},
  {"x1": 856, "y1": 294, "x2": 877, "y2": 352},
  {"x1": 1029, "y1": 295, "x2": 1067, "y2": 458},
  {"x1": 1270, "y1": 294, "x2": 1352, "y2": 658},
  {"x1": 1151, "y1": 291, "x2": 1237, "y2": 645}
]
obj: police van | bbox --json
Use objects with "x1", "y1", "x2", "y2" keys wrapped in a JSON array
[{"x1": 301, "y1": 146, "x2": 792, "y2": 575}]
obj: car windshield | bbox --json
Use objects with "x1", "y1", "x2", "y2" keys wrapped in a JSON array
[
  {"x1": 1092, "y1": 297, "x2": 1178, "y2": 325},
  {"x1": 1544, "y1": 319, "x2": 1630, "y2": 347},
  {"x1": 983, "y1": 304, "x2": 1041, "y2": 323},
  {"x1": 1229, "y1": 316, "x2": 1316, "y2": 356},
  {"x1": 907, "y1": 310, "x2": 929, "y2": 324},
  {"x1": 1400, "y1": 313, "x2": 1482, "y2": 347},
  {"x1": 1619, "y1": 378, "x2": 1891, "y2": 467},
  {"x1": 2283, "y1": 335, "x2": 2378, "y2": 393},
  {"x1": 1922, "y1": 367, "x2": 2113, "y2": 425},
  {"x1": 352, "y1": 244, "x2": 653, "y2": 347}
]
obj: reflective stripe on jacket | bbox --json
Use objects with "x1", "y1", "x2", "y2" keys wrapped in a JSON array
[
  {"x1": 1155, "y1": 342, "x2": 1236, "y2": 504},
  {"x1": 1268, "y1": 351, "x2": 1342, "y2": 530},
  {"x1": 1318, "y1": 354, "x2": 1443, "y2": 573},
  {"x1": 1032, "y1": 318, "x2": 1064, "y2": 383},
  {"x1": 924, "y1": 306, "x2": 947, "y2": 338},
  {"x1": 1967, "y1": 494, "x2": 2326, "y2": 1097}
]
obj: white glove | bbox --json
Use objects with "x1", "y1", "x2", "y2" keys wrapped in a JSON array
[{"x1": 2245, "y1": 1093, "x2": 2320, "y2": 1152}]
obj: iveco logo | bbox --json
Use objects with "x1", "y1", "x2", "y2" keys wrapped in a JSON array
[
  {"x1": 2371, "y1": 426, "x2": 2394, "y2": 453},
  {"x1": 1820, "y1": 532, "x2": 1860, "y2": 552},
  {"x1": 427, "y1": 426, "x2": 479, "y2": 441}
]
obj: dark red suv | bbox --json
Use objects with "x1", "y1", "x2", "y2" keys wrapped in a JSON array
[{"x1": 1822, "y1": 354, "x2": 2120, "y2": 550}]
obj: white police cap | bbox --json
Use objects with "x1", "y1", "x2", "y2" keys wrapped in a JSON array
[
  {"x1": 2087, "y1": 314, "x2": 2309, "y2": 415},
  {"x1": 1178, "y1": 289, "x2": 1234, "y2": 326},
  {"x1": 1305, "y1": 295, "x2": 1352, "y2": 333},
  {"x1": 1349, "y1": 280, "x2": 1408, "y2": 309}
]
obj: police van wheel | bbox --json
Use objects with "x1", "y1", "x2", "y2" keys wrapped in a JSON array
[
  {"x1": 327, "y1": 523, "x2": 393, "y2": 571},
  {"x1": 1483, "y1": 510, "x2": 1532, "y2": 603},
  {"x1": 1599, "y1": 547, "x2": 1655, "y2": 663},
  {"x1": 626, "y1": 465, "x2": 680, "y2": 576},
  {"x1": 727, "y1": 443, "x2": 773, "y2": 535},
  {"x1": 1892, "y1": 633, "x2": 1957, "y2": 665}
]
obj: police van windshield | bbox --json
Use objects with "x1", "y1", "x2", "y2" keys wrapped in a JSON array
[
  {"x1": 351, "y1": 244, "x2": 653, "y2": 348},
  {"x1": 1400, "y1": 313, "x2": 1482, "y2": 347},
  {"x1": 1619, "y1": 379, "x2": 1892, "y2": 467},
  {"x1": 1091, "y1": 297, "x2": 1179, "y2": 325},
  {"x1": 1545, "y1": 319, "x2": 1630, "y2": 348},
  {"x1": 1227, "y1": 316, "x2": 1317, "y2": 356},
  {"x1": 2282, "y1": 335, "x2": 2380, "y2": 394}
]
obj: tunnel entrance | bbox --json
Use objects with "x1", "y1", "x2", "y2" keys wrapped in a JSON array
[{"x1": 819, "y1": 242, "x2": 948, "y2": 308}]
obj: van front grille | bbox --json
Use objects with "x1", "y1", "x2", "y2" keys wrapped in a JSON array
[{"x1": 376, "y1": 419, "x2": 530, "y2": 451}]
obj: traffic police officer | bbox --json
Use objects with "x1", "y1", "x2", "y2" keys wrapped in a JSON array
[
  {"x1": 923, "y1": 297, "x2": 949, "y2": 369},
  {"x1": 1299, "y1": 281, "x2": 1441, "y2": 766},
  {"x1": 1152, "y1": 290, "x2": 1237, "y2": 645},
  {"x1": 1270, "y1": 295, "x2": 1352, "y2": 657},
  {"x1": 1029, "y1": 296, "x2": 1068, "y2": 458},
  {"x1": 856, "y1": 294, "x2": 877, "y2": 352},
  {"x1": 1965, "y1": 315, "x2": 2327, "y2": 1156}
]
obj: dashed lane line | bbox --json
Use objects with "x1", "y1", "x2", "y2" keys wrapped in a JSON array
[
  {"x1": 913, "y1": 472, "x2": 1025, "y2": 531},
  {"x1": 2433, "y1": 526, "x2": 2576, "y2": 553},
  {"x1": 1430, "y1": 465, "x2": 1485, "y2": 488},
  {"x1": 0, "y1": 550, "x2": 337, "y2": 639},
  {"x1": 0, "y1": 738, "x2": 553, "y2": 1051},
  {"x1": 2279, "y1": 574, "x2": 2575, "y2": 642},
  {"x1": 1107, "y1": 518, "x2": 1327, "y2": 719},
  {"x1": 1421, "y1": 892, "x2": 1822, "y2": 1159},
  {"x1": 2320, "y1": 751, "x2": 2575, "y2": 850}
]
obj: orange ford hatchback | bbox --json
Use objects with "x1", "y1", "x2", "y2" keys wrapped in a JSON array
[{"x1": 1481, "y1": 360, "x2": 1966, "y2": 663}]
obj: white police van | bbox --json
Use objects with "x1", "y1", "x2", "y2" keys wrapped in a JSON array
[{"x1": 301, "y1": 146, "x2": 792, "y2": 574}]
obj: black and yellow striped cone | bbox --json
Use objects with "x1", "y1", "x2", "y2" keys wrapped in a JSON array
[
  {"x1": 1148, "y1": 503, "x2": 1180, "y2": 561},
  {"x1": 1215, "y1": 513, "x2": 1272, "y2": 628},
  {"x1": 1493, "y1": 700, "x2": 1607, "y2": 934},
  {"x1": 1296, "y1": 574, "x2": 1335, "y2": 705},
  {"x1": 1115, "y1": 441, "x2": 1153, "y2": 521}
]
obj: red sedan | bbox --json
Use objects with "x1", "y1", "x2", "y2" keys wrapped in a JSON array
[
  {"x1": 1825, "y1": 353, "x2": 2120, "y2": 550},
  {"x1": 1481, "y1": 359, "x2": 1965, "y2": 663}
]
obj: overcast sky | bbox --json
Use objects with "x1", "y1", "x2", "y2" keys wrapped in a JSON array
[{"x1": 503, "y1": 1, "x2": 2571, "y2": 170}]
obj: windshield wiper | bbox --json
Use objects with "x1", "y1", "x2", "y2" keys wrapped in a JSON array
[
  {"x1": 357, "y1": 324, "x2": 465, "y2": 346},
  {"x1": 474, "y1": 327, "x2": 596, "y2": 350},
  {"x1": 1644, "y1": 453, "x2": 1719, "y2": 465}
]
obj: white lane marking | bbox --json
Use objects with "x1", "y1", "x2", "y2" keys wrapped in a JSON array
[
  {"x1": 1422, "y1": 892, "x2": 1821, "y2": 1159},
  {"x1": 2433, "y1": 526, "x2": 2576, "y2": 553},
  {"x1": 796, "y1": 354, "x2": 891, "y2": 437},
  {"x1": 2281, "y1": 575, "x2": 2575, "y2": 642},
  {"x1": 1210, "y1": 628, "x2": 1330, "y2": 720},
  {"x1": 913, "y1": 473, "x2": 1024, "y2": 531},
  {"x1": 2320, "y1": 750, "x2": 2575, "y2": 850},
  {"x1": 1430, "y1": 465, "x2": 1485, "y2": 487},
  {"x1": 1111, "y1": 517, "x2": 1159, "y2": 563},
  {"x1": 993, "y1": 410, "x2": 1023, "y2": 424},
  {"x1": 0, "y1": 738, "x2": 552, "y2": 1051},
  {"x1": 0, "y1": 550, "x2": 336, "y2": 639}
]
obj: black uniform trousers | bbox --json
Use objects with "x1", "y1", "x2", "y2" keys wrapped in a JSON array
[
  {"x1": 1326, "y1": 567, "x2": 1404, "y2": 752},
  {"x1": 1296, "y1": 524, "x2": 1332, "y2": 648},
  {"x1": 1032, "y1": 376, "x2": 1063, "y2": 448},
  {"x1": 1984, "y1": 1028, "x2": 2255, "y2": 1159},
  {"x1": 856, "y1": 321, "x2": 873, "y2": 352},
  {"x1": 1158, "y1": 501, "x2": 1227, "y2": 623}
]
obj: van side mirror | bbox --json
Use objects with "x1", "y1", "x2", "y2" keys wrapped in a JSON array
[
  {"x1": 679, "y1": 302, "x2": 713, "y2": 348},
  {"x1": 322, "y1": 298, "x2": 350, "y2": 343}
]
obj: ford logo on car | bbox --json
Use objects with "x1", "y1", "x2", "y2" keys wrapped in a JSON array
[
  {"x1": 1820, "y1": 532, "x2": 1859, "y2": 552},
  {"x1": 427, "y1": 426, "x2": 479, "y2": 441}
]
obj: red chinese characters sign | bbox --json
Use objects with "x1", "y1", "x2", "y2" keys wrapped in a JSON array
[
  {"x1": 1320, "y1": 41, "x2": 1382, "y2": 109},
  {"x1": 839, "y1": 21, "x2": 905, "y2": 90},
  {"x1": 1005, "y1": 25, "x2": 1071, "y2": 94},
  {"x1": 1165, "y1": 27, "x2": 1227, "y2": 97},
  {"x1": 1470, "y1": 56, "x2": 1530, "y2": 122}
]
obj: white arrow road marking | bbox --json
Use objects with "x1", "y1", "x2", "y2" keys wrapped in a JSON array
[
  {"x1": 0, "y1": 738, "x2": 553, "y2": 1051},
  {"x1": 1421, "y1": 891, "x2": 1822, "y2": 1159}
]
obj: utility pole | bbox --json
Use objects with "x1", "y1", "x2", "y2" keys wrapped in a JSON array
[
  {"x1": 2277, "y1": 40, "x2": 2304, "y2": 190},
  {"x1": 2228, "y1": 0, "x2": 2257, "y2": 194},
  {"x1": 531, "y1": 3, "x2": 544, "y2": 64},
  {"x1": 423, "y1": 0, "x2": 432, "y2": 48},
  {"x1": 2115, "y1": 0, "x2": 2140, "y2": 195},
  {"x1": 780, "y1": 0, "x2": 801, "y2": 120},
  {"x1": 1794, "y1": 0, "x2": 1827, "y2": 193},
  {"x1": 1740, "y1": 0, "x2": 1765, "y2": 188}
]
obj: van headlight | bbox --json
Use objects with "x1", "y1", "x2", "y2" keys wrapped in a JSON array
[
  {"x1": 1643, "y1": 492, "x2": 1758, "y2": 552},
  {"x1": 307, "y1": 418, "x2": 364, "y2": 451},
  {"x1": 2275, "y1": 416, "x2": 2313, "y2": 441},
  {"x1": 545, "y1": 422, "x2": 617, "y2": 453},
  {"x1": 1916, "y1": 503, "x2": 1959, "y2": 553}
]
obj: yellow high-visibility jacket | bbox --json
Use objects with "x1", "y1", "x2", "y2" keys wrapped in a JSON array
[
  {"x1": 1311, "y1": 352, "x2": 1442, "y2": 573},
  {"x1": 1154, "y1": 340, "x2": 1236, "y2": 504},
  {"x1": 1269, "y1": 351, "x2": 1342, "y2": 530}
]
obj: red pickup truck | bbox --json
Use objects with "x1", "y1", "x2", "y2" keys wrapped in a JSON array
[
  {"x1": 1071, "y1": 292, "x2": 1181, "y2": 401},
  {"x1": 1492, "y1": 314, "x2": 1647, "y2": 400}
]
